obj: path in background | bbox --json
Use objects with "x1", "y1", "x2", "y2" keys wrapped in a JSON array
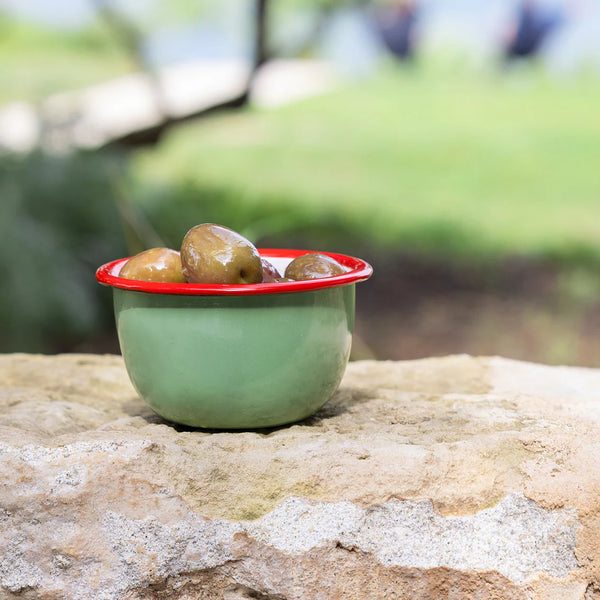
[{"x1": 0, "y1": 59, "x2": 339, "y2": 153}]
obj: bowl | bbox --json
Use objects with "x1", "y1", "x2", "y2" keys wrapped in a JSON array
[{"x1": 96, "y1": 249, "x2": 372, "y2": 429}]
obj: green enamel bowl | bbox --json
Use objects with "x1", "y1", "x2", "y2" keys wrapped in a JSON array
[{"x1": 96, "y1": 249, "x2": 372, "y2": 429}]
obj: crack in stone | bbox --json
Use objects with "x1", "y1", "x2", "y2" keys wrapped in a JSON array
[{"x1": 223, "y1": 584, "x2": 287, "y2": 600}]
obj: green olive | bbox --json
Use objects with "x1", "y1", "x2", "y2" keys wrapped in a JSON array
[
  {"x1": 119, "y1": 248, "x2": 186, "y2": 283},
  {"x1": 180, "y1": 223, "x2": 263, "y2": 284}
]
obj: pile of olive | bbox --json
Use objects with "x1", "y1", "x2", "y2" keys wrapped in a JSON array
[{"x1": 119, "y1": 223, "x2": 347, "y2": 284}]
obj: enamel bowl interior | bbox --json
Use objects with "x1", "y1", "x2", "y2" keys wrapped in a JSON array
[{"x1": 96, "y1": 249, "x2": 372, "y2": 430}]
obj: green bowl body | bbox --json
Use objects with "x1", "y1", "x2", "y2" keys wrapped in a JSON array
[
  {"x1": 98, "y1": 249, "x2": 372, "y2": 430},
  {"x1": 114, "y1": 285, "x2": 355, "y2": 429}
]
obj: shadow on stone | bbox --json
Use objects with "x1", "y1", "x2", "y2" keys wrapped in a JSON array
[
  {"x1": 120, "y1": 397, "x2": 165, "y2": 424},
  {"x1": 118, "y1": 386, "x2": 376, "y2": 434},
  {"x1": 223, "y1": 584, "x2": 286, "y2": 600}
]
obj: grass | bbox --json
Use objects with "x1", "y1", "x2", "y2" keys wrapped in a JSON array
[{"x1": 132, "y1": 65, "x2": 600, "y2": 265}]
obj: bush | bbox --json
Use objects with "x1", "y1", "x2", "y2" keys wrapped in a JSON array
[{"x1": 0, "y1": 149, "x2": 128, "y2": 352}]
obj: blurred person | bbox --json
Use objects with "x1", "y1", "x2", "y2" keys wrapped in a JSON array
[
  {"x1": 373, "y1": 0, "x2": 420, "y2": 62},
  {"x1": 503, "y1": 0, "x2": 565, "y2": 60}
]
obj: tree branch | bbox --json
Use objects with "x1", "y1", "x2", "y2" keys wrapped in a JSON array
[{"x1": 102, "y1": 0, "x2": 271, "y2": 149}]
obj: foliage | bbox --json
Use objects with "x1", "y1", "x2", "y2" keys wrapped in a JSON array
[{"x1": 0, "y1": 149, "x2": 128, "y2": 352}]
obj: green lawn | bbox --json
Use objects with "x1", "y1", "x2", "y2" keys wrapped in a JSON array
[{"x1": 133, "y1": 67, "x2": 600, "y2": 264}]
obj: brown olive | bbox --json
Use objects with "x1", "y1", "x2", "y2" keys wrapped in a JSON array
[
  {"x1": 284, "y1": 253, "x2": 347, "y2": 281},
  {"x1": 261, "y1": 258, "x2": 282, "y2": 282}
]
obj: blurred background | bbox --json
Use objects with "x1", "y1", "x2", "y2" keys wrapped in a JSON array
[{"x1": 1, "y1": 0, "x2": 600, "y2": 365}]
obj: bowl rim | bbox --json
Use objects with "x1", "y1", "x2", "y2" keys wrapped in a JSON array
[{"x1": 96, "y1": 248, "x2": 373, "y2": 296}]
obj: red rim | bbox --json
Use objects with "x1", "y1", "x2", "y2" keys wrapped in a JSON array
[{"x1": 96, "y1": 249, "x2": 373, "y2": 295}]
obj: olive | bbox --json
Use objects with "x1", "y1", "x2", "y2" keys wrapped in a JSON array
[
  {"x1": 284, "y1": 253, "x2": 347, "y2": 281},
  {"x1": 119, "y1": 248, "x2": 185, "y2": 283},
  {"x1": 180, "y1": 223, "x2": 263, "y2": 284},
  {"x1": 261, "y1": 258, "x2": 282, "y2": 283}
]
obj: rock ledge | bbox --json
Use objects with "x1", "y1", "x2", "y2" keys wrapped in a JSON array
[{"x1": 1, "y1": 353, "x2": 600, "y2": 599}]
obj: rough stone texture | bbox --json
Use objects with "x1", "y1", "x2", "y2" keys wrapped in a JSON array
[{"x1": 1, "y1": 353, "x2": 600, "y2": 599}]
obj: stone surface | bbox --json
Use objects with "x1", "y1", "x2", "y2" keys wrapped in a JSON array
[{"x1": 1, "y1": 353, "x2": 600, "y2": 599}]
